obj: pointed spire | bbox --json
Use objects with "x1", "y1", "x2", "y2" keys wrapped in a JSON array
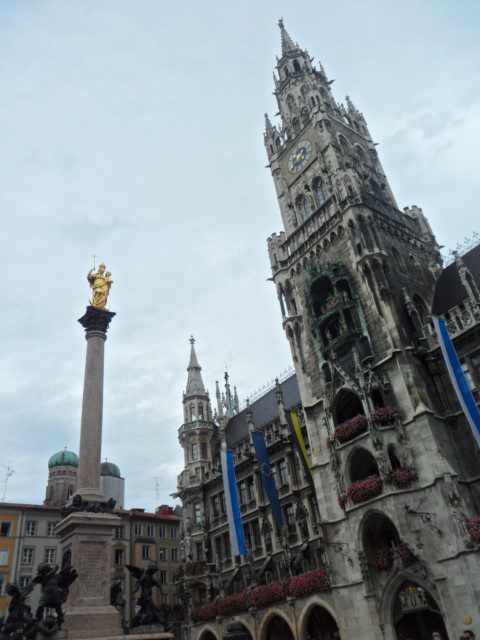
[
  {"x1": 185, "y1": 336, "x2": 207, "y2": 397},
  {"x1": 278, "y1": 18, "x2": 298, "y2": 55},
  {"x1": 264, "y1": 113, "x2": 274, "y2": 135}
]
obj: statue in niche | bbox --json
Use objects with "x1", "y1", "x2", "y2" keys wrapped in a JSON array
[{"x1": 87, "y1": 263, "x2": 113, "y2": 309}]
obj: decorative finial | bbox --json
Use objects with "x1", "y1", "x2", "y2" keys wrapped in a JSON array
[
  {"x1": 278, "y1": 18, "x2": 284, "y2": 30},
  {"x1": 87, "y1": 262, "x2": 113, "y2": 310},
  {"x1": 189, "y1": 335, "x2": 195, "y2": 345}
]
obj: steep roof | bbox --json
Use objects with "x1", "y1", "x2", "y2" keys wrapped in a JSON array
[
  {"x1": 225, "y1": 373, "x2": 301, "y2": 448},
  {"x1": 185, "y1": 338, "x2": 207, "y2": 397},
  {"x1": 432, "y1": 243, "x2": 480, "y2": 316}
]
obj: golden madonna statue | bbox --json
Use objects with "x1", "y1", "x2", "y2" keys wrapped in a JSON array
[{"x1": 87, "y1": 263, "x2": 113, "y2": 309}]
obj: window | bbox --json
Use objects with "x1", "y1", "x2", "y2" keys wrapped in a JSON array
[
  {"x1": 19, "y1": 576, "x2": 30, "y2": 590},
  {"x1": 194, "y1": 503, "x2": 202, "y2": 524},
  {"x1": 44, "y1": 548, "x2": 56, "y2": 564},
  {"x1": 461, "y1": 354, "x2": 480, "y2": 391},
  {"x1": 158, "y1": 547, "x2": 167, "y2": 561},
  {"x1": 0, "y1": 550, "x2": 9, "y2": 566},
  {"x1": 191, "y1": 443, "x2": 199, "y2": 460},
  {"x1": 189, "y1": 404, "x2": 196, "y2": 422},
  {"x1": 196, "y1": 542, "x2": 204, "y2": 561},
  {"x1": 0, "y1": 522, "x2": 11, "y2": 537},
  {"x1": 134, "y1": 523, "x2": 142, "y2": 536},
  {"x1": 159, "y1": 570, "x2": 168, "y2": 584},
  {"x1": 25, "y1": 521, "x2": 37, "y2": 536},
  {"x1": 200, "y1": 442, "x2": 208, "y2": 459},
  {"x1": 313, "y1": 178, "x2": 329, "y2": 206},
  {"x1": 272, "y1": 465, "x2": 278, "y2": 487},
  {"x1": 22, "y1": 547, "x2": 34, "y2": 564},
  {"x1": 114, "y1": 526, "x2": 124, "y2": 540},
  {"x1": 115, "y1": 549, "x2": 124, "y2": 565},
  {"x1": 142, "y1": 545, "x2": 151, "y2": 560},
  {"x1": 146, "y1": 525, "x2": 155, "y2": 537},
  {"x1": 171, "y1": 527, "x2": 178, "y2": 540},
  {"x1": 278, "y1": 459, "x2": 289, "y2": 486},
  {"x1": 47, "y1": 522, "x2": 56, "y2": 537},
  {"x1": 171, "y1": 548, "x2": 179, "y2": 562},
  {"x1": 158, "y1": 526, "x2": 166, "y2": 539},
  {"x1": 285, "y1": 505, "x2": 295, "y2": 529},
  {"x1": 198, "y1": 405, "x2": 205, "y2": 421},
  {"x1": 296, "y1": 194, "x2": 312, "y2": 221},
  {"x1": 461, "y1": 362, "x2": 476, "y2": 390}
]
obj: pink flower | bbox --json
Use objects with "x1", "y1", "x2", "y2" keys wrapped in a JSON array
[
  {"x1": 250, "y1": 581, "x2": 287, "y2": 609},
  {"x1": 371, "y1": 408, "x2": 396, "y2": 425},
  {"x1": 333, "y1": 414, "x2": 367, "y2": 443},
  {"x1": 370, "y1": 548, "x2": 391, "y2": 571},
  {"x1": 467, "y1": 516, "x2": 480, "y2": 543},
  {"x1": 198, "y1": 602, "x2": 217, "y2": 621},
  {"x1": 346, "y1": 475, "x2": 382, "y2": 503},
  {"x1": 217, "y1": 593, "x2": 249, "y2": 616},
  {"x1": 390, "y1": 468, "x2": 414, "y2": 488},
  {"x1": 289, "y1": 568, "x2": 330, "y2": 599}
]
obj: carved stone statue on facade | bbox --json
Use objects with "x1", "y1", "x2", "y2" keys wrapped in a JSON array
[
  {"x1": 127, "y1": 562, "x2": 165, "y2": 628},
  {"x1": 261, "y1": 513, "x2": 273, "y2": 554},
  {"x1": 295, "y1": 502, "x2": 310, "y2": 541}
]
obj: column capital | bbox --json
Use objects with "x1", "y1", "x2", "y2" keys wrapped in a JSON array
[{"x1": 78, "y1": 306, "x2": 116, "y2": 335}]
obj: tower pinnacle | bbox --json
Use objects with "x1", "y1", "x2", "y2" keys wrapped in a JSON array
[
  {"x1": 185, "y1": 336, "x2": 206, "y2": 397},
  {"x1": 278, "y1": 18, "x2": 298, "y2": 55}
]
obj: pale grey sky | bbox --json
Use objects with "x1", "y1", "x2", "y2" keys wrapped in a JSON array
[{"x1": 1, "y1": 1, "x2": 479, "y2": 509}]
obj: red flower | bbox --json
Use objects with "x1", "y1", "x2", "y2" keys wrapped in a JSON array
[
  {"x1": 395, "y1": 545, "x2": 416, "y2": 567},
  {"x1": 467, "y1": 516, "x2": 480, "y2": 543},
  {"x1": 333, "y1": 414, "x2": 367, "y2": 443},
  {"x1": 289, "y1": 568, "x2": 330, "y2": 599},
  {"x1": 370, "y1": 548, "x2": 391, "y2": 571},
  {"x1": 390, "y1": 468, "x2": 414, "y2": 488},
  {"x1": 217, "y1": 592, "x2": 249, "y2": 616},
  {"x1": 346, "y1": 475, "x2": 382, "y2": 504},
  {"x1": 250, "y1": 581, "x2": 287, "y2": 609},
  {"x1": 198, "y1": 602, "x2": 217, "y2": 621},
  {"x1": 189, "y1": 608, "x2": 200, "y2": 622},
  {"x1": 371, "y1": 408, "x2": 396, "y2": 425}
]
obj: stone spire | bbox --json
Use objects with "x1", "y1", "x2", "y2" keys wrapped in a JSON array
[
  {"x1": 264, "y1": 112, "x2": 274, "y2": 135},
  {"x1": 185, "y1": 336, "x2": 207, "y2": 397},
  {"x1": 278, "y1": 18, "x2": 298, "y2": 55}
]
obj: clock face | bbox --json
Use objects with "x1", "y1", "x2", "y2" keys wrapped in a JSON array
[{"x1": 288, "y1": 140, "x2": 312, "y2": 174}]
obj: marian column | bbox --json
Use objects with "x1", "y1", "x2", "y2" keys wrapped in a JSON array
[{"x1": 56, "y1": 264, "x2": 123, "y2": 639}]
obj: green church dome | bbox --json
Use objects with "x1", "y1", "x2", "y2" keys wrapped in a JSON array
[
  {"x1": 101, "y1": 461, "x2": 121, "y2": 478},
  {"x1": 48, "y1": 450, "x2": 79, "y2": 469}
]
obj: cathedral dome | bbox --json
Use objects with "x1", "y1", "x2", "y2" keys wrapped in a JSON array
[
  {"x1": 101, "y1": 461, "x2": 121, "y2": 478},
  {"x1": 48, "y1": 450, "x2": 79, "y2": 469}
]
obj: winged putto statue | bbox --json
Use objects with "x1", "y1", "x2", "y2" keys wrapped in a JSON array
[{"x1": 126, "y1": 562, "x2": 165, "y2": 628}]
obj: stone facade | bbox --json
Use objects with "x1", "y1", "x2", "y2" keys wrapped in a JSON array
[{"x1": 175, "y1": 21, "x2": 480, "y2": 640}]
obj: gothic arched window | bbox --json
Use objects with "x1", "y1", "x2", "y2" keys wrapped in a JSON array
[
  {"x1": 338, "y1": 135, "x2": 350, "y2": 156},
  {"x1": 313, "y1": 178, "x2": 329, "y2": 206},
  {"x1": 286, "y1": 94, "x2": 296, "y2": 115},
  {"x1": 198, "y1": 404, "x2": 205, "y2": 421},
  {"x1": 189, "y1": 404, "x2": 196, "y2": 422},
  {"x1": 296, "y1": 194, "x2": 312, "y2": 221},
  {"x1": 49, "y1": 487, "x2": 54, "y2": 502},
  {"x1": 292, "y1": 118, "x2": 301, "y2": 135},
  {"x1": 293, "y1": 60, "x2": 301, "y2": 73}
]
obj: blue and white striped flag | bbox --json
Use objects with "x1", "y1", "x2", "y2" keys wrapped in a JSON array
[
  {"x1": 432, "y1": 315, "x2": 480, "y2": 447},
  {"x1": 220, "y1": 448, "x2": 247, "y2": 557}
]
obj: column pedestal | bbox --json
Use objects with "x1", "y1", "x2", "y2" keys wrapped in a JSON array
[{"x1": 56, "y1": 510, "x2": 123, "y2": 638}]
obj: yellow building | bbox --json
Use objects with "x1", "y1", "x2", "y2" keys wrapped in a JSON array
[{"x1": 0, "y1": 511, "x2": 20, "y2": 618}]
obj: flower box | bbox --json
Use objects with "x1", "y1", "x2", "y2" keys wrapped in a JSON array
[
  {"x1": 390, "y1": 468, "x2": 414, "y2": 489},
  {"x1": 396, "y1": 544, "x2": 416, "y2": 567},
  {"x1": 217, "y1": 592, "x2": 249, "y2": 616},
  {"x1": 333, "y1": 414, "x2": 367, "y2": 443},
  {"x1": 289, "y1": 568, "x2": 330, "y2": 599},
  {"x1": 346, "y1": 475, "x2": 382, "y2": 503},
  {"x1": 198, "y1": 602, "x2": 217, "y2": 621},
  {"x1": 371, "y1": 408, "x2": 396, "y2": 425},
  {"x1": 370, "y1": 548, "x2": 391, "y2": 571},
  {"x1": 250, "y1": 581, "x2": 287, "y2": 609},
  {"x1": 467, "y1": 516, "x2": 480, "y2": 543}
]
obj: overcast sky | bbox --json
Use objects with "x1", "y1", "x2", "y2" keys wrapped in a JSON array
[{"x1": 1, "y1": 1, "x2": 479, "y2": 510}]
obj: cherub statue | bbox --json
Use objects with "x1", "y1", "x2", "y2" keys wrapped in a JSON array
[
  {"x1": 87, "y1": 263, "x2": 113, "y2": 310},
  {"x1": 0, "y1": 582, "x2": 34, "y2": 637},
  {"x1": 126, "y1": 562, "x2": 164, "y2": 628},
  {"x1": 33, "y1": 563, "x2": 78, "y2": 629}
]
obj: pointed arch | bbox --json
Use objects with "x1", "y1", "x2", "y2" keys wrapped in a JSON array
[
  {"x1": 348, "y1": 447, "x2": 379, "y2": 483},
  {"x1": 259, "y1": 609, "x2": 295, "y2": 640},
  {"x1": 299, "y1": 599, "x2": 341, "y2": 640},
  {"x1": 198, "y1": 630, "x2": 221, "y2": 640}
]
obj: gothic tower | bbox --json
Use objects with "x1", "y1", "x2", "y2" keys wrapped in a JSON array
[
  {"x1": 265, "y1": 21, "x2": 480, "y2": 639},
  {"x1": 177, "y1": 338, "x2": 216, "y2": 572}
]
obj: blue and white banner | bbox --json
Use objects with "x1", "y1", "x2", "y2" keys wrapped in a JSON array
[
  {"x1": 432, "y1": 315, "x2": 480, "y2": 447},
  {"x1": 252, "y1": 431, "x2": 284, "y2": 535},
  {"x1": 220, "y1": 448, "x2": 247, "y2": 557}
]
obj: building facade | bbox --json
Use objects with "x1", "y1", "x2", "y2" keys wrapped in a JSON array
[{"x1": 175, "y1": 21, "x2": 480, "y2": 640}]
